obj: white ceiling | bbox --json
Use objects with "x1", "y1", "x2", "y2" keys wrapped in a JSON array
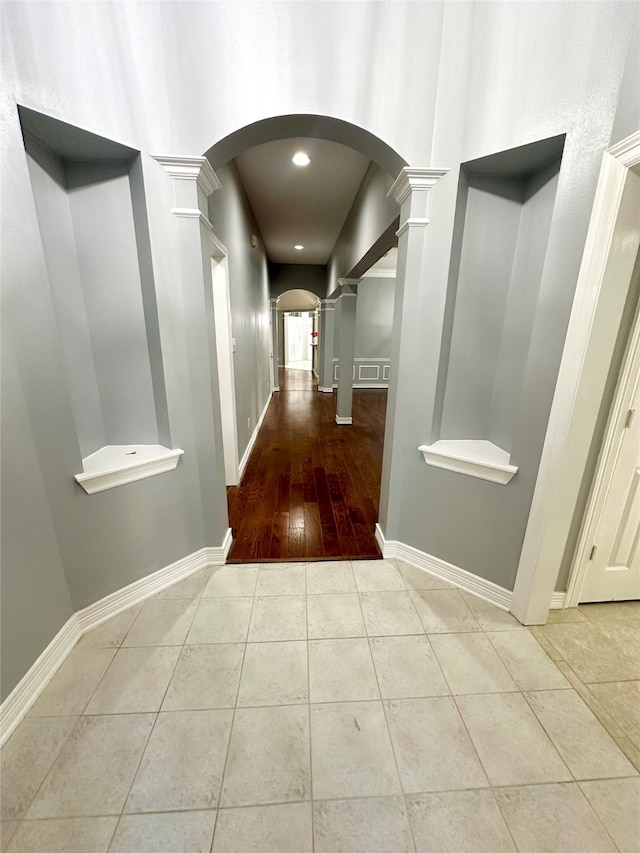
[{"x1": 234, "y1": 137, "x2": 370, "y2": 265}]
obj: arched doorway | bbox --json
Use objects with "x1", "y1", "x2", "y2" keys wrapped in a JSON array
[{"x1": 205, "y1": 115, "x2": 409, "y2": 562}]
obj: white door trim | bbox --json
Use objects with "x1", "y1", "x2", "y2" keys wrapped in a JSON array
[
  {"x1": 511, "y1": 130, "x2": 640, "y2": 623},
  {"x1": 210, "y1": 236, "x2": 240, "y2": 486},
  {"x1": 566, "y1": 298, "x2": 640, "y2": 606}
]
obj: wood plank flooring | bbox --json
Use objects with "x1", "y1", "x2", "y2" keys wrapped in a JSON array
[{"x1": 227, "y1": 368, "x2": 387, "y2": 562}]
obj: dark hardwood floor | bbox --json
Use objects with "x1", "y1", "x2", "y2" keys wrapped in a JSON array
[{"x1": 226, "y1": 368, "x2": 387, "y2": 563}]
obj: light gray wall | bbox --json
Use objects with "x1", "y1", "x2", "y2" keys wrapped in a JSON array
[
  {"x1": 25, "y1": 137, "x2": 107, "y2": 459},
  {"x1": 610, "y1": 4, "x2": 639, "y2": 146},
  {"x1": 327, "y1": 164, "x2": 400, "y2": 293},
  {"x1": 355, "y1": 277, "x2": 395, "y2": 359},
  {"x1": 67, "y1": 163, "x2": 159, "y2": 446},
  {"x1": 489, "y1": 169, "x2": 559, "y2": 451},
  {"x1": 439, "y1": 183, "x2": 522, "y2": 441},
  {"x1": 1, "y1": 332, "x2": 75, "y2": 700},
  {"x1": 439, "y1": 166, "x2": 559, "y2": 451},
  {"x1": 208, "y1": 162, "x2": 271, "y2": 459}
]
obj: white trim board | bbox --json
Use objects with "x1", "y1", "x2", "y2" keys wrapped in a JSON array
[
  {"x1": 238, "y1": 391, "x2": 272, "y2": 479},
  {"x1": 0, "y1": 535, "x2": 232, "y2": 747},
  {"x1": 375, "y1": 524, "x2": 513, "y2": 612}
]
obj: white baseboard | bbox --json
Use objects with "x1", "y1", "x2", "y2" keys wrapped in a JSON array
[
  {"x1": 0, "y1": 614, "x2": 81, "y2": 749},
  {"x1": 550, "y1": 591, "x2": 567, "y2": 609},
  {"x1": 318, "y1": 386, "x2": 334, "y2": 393},
  {"x1": 0, "y1": 535, "x2": 232, "y2": 747},
  {"x1": 375, "y1": 523, "x2": 512, "y2": 611},
  {"x1": 239, "y1": 391, "x2": 272, "y2": 478},
  {"x1": 335, "y1": 415, "x2": 353, "y2": 425}
]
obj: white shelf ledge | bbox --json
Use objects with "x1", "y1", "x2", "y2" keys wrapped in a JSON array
[
  {"x1": 75, "y1": 445, "x2": 184, "y2": 494},
  {"x1": 418, "y1": 439, "x2": 518, "y2": 485}
]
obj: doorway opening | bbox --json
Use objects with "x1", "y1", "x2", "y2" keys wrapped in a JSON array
[{"x1": 205, "y1": 114, "x2": 407, "y2": 563}]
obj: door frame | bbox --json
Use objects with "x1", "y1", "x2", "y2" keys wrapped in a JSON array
[
  {"x1": 511, "y1": 130, "x2": 640, "y2": 623},
  {"x1": 566, "y1": 296, "x2": 640, "y2": 606},
  {"x1": 208, "y1": 231, "x2": 240, "y2": 486}
]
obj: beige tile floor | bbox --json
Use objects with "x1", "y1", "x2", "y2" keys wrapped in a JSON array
[{"x1": 1, "y1": 560, "x2": 639, "y2": 852}]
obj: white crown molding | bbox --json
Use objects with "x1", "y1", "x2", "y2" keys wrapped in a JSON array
[
  {"x1": 607, "y1": 130, "x2": 640, "y2": 167},
  {"x1": 74, "y1": 446, "x2": 184, "y2": 495},
  {"x1": 0, "y1": 536, "x2": 233, "y2": 746},
  {"x1": 388, "y1": 167, "x2": 450, "y2": 206},
  {"x1": 375, "y1": 524, "x2": 513, "y2": 612},
  {"x1": 151, "y1": 155, "x2": 222, "y2": 196},
  {"x1": 418, "y1": 439, "x2": 518, "y2": 485},
  {"x1": 335, "y1": 415, "x2": 353, "y2": 425},
  {"x1": 238, "y1": 391, "x2": 272, "y2": 478}
]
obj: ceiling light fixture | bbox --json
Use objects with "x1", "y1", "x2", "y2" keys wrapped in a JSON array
[
  {"x1": 292, "y1": 152, "x2": 310, "y2": 166},
  {"x1": 294, "y1": 245, "x2": 304, "y2": 251}
]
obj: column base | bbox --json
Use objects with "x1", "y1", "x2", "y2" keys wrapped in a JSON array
[{"x1": 335, "y1": 415, "x2": 353, "y2": 425}]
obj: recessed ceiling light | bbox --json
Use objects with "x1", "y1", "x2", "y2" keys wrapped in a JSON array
[
  {"x1": 292, "y1": 152, "x2": 310, "y2": 166},
  {"x1": 294, "y1": 245, "x2": 304, "y2": 251}
]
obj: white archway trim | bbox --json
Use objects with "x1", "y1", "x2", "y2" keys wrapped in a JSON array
[{"x1": 511, "y1": 130, "x2": 640, "y2": 624}]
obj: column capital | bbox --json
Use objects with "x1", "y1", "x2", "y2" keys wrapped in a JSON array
[
  {"x1": 337, "y1": 278, "x2": 360, "y2": 295},
  {"x1": 151, "y1": 155, "x2": 222, "y2": 196},
  {"x1": 388, "y1": 167, "x2": 449, "y2": 206}
]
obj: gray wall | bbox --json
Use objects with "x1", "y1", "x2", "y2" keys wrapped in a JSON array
[
  {"x1": 327, "y1": 164, "x2": 399, "y2": 292},
  {"x1": 439, "y1": 166, "x2": 559, "y2": 452},
  {"x1": 354, "y1": 277, "x2": 395, "y2": 359},
  {"x1": 208, "y1": 162, "x2": 271, "y2": 459},
  {"x1": 270, "y1": 264, "x2": 326, "y2": 299}
]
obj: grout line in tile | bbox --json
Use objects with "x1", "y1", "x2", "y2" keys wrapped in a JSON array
[{"x1": 209, "y1": 589, "x2": 257, "y2": 850}]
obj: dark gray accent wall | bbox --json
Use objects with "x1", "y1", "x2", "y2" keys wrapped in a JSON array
[
  {"x1": 207, "y1": 162, "x2": 271, "y2": 459},
  {"x1": 269, "y1": 264, "x2": 326, "y2": 299}
]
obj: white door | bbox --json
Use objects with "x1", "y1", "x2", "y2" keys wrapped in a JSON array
[
  {"x1": 579, "y1": 302, "x2": 640, "y2": 603},
  {"x1": 211, "y1": 256, "x2": 240, "y2": 486}
]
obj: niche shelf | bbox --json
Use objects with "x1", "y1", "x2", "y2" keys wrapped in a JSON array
[
  {"x1": 418, "y1": 439, "x2": 517, "y2": 485},
  {"x1": 74, "y1": 445, "x2": 184, "y2": 495}
]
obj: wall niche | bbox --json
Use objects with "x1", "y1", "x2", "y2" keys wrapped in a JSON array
[
  {"x1": 20, "y1": 107, "x2": 179, "y2": 493},
  {"x1": 422, "y1": 135, "x2": 565, "y2": 485}
]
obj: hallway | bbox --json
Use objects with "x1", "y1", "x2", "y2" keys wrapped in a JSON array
[{"x1": 227, "y1": 369, "x2": 386, "y2": 562}]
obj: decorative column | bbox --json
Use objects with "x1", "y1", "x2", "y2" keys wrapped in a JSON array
[
  {"x1": 378, "y1": 168, "x2": 449, "y2": 538},
  {"x1": 335, "y1": 279, "x2": 359, "y2": 425},
  {"x1": 270, "y1": 297, "x2": 280, "y2": 391},
  {"x1": 151, "y1": 155, "x2": 230, "y2": 546},
  {"x1": 317, "y1": 299, "x2": 336, "y2": 392}
]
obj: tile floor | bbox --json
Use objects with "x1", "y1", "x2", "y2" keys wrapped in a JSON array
[{"x1": 1, "y1": 560, "x2": 638, "y2": 852}]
